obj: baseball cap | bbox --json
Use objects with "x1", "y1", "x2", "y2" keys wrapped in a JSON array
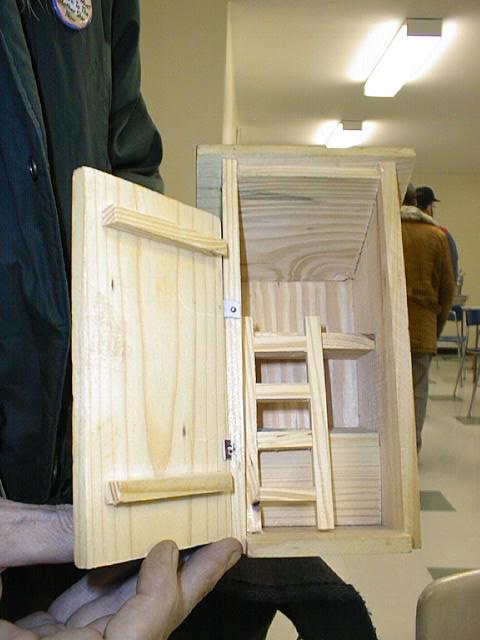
[{"x1": 416, "y1": 186, "x2": 440, "y2": 208}]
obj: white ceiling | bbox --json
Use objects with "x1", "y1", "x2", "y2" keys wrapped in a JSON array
[{"x1": 230, "y1": 0, "x2": 480, "y2": 174}]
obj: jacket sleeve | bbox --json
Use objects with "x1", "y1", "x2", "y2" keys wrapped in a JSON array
[
  {"x1": 109, "y1": 0, "x2": 164, "y2": 193},
  {"x1": 437, "y1": 235, "x2": 456, "y2": 337},
  {"x1": 446, "y1": 231, "x2": 459, "y2": 283}
]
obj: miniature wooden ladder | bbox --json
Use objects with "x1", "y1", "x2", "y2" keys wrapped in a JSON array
[{"x1": 244, "y1": 316, "x2": 334, "y2": 533}]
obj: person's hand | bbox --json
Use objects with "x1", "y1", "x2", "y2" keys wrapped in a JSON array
[
  {"x1": 0, "y1": 496, "x2": 74, "y2": 606},
  {"x1": 0, "y1": 497, "x2": 74, "y2": 574},
  {"x1": 0, "y1": 537, "x2": 242, "y2": 639}
]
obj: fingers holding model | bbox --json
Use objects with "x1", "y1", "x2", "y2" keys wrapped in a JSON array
[{"x1": 0, "y1": 499, "x2": 242, "y2": 640}]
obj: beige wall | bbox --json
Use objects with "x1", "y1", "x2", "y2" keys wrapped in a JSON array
[
  {"x1": 140, "y1": 1, "x2": 229, "y2": 205},
  {"x1": 222, "y1": 2, "x2": 238, "y2": 145},
  {"x1": 412, "y1": 172, "x2": 480, "y2": 307}
]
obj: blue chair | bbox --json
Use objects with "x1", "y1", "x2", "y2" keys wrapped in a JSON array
[
  {"x1": 438, "y1": 305, "x2": 465, "y2": 359},
  {"x1": 454, "y1": 308, "x2": 480, "y2": 417},
  {"x1": 438, "y1": 306, "x2": 467, "y2": 393}
]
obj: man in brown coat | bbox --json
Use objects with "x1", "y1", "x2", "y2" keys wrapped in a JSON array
[{"x1": 401, "y1": 184, "x2": 455, "y2": 452}]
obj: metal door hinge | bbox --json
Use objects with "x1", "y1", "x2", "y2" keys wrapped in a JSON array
[
  {"x1": 224, "y1": 300, "x2": 241, "y2": 319},
  {"x1": 223, "y1": 439, "x2": 235, "y2": 460}
]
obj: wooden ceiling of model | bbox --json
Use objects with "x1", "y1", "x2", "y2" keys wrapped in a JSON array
[
  {"x1": 196, "y1": 146, "x2": 416, "y2": 283},
  {"x1": 238, "y1": 171, "x2": 380, "y2": 281}
]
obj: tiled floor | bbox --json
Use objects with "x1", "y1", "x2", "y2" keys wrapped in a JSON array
[
  {"x1": 419, "y1": 490, "x2": 455, "y2": 511},
  {"x1": 267, "y1": 358, "x2": 480, "y2": 639}
]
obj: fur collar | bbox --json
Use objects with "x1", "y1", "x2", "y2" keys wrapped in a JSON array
[{"x1": 400, "y1": 205, "x2": 438, "y2": 226}]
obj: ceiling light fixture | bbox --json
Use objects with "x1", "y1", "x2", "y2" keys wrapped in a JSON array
[
  {"x1": 364, "y1": 18, "x2": 443, "y2": 97},
  {"x1": 326, "y1": 121, "x2": 366, "y2": 148},
  {"x1": 349, "y1": 20, "x2": 401, "y2": 82}
]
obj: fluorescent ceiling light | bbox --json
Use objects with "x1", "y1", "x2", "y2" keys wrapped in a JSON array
[
  {"x1": 326, "y1": 121, "x2": 366, "y2": 148},
  {"x1": 349, "y1": 20, "x2": 401, "y2": 82},
  {"x1": 364, "y1": 19, "x2": 443, "y2": 97}
]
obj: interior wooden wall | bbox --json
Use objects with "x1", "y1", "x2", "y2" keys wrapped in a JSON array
[
  {"x1": 243, "y1": 280, "x2": 359, "y2": 430},
  {"x1": 242, "y1": 279, "x2": 382, "y2": 528}
]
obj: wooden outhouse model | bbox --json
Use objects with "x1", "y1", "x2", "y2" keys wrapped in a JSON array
[{"x1": 72, "y1": 146, "x2": 420, "y2": 569}]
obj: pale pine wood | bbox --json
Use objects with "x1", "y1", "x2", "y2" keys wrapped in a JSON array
[
  {"x1": 197, "y1": 146, "x2": 414, "y2": 282},
  {"x1": 330, "y1": 430, "x2": 381, "y2": 526},
  {"x1": 247, "y1": 527, "x2": 412, "y2": 557},
  {"x1": 238, "y1": 165, "x2": 380, "y2": 180},
  {"x1": 374, "y1": 162, "x2": 420, "y2": 546},
  {"x1": 245, "y1": 280, "x2": 359, "y2": 430},
  {"x1": 107, "y1": 472, "x2": 234, "y2": 505},
  {"x1": 323, "y1": 333, "x2": 375, "y2": 359},
  {"x1": 259, "y1": 487, "x2": 316, "y2": 502},
  {"x1": 245, "y1": 283, "x2": 359, "y2": 516},
  {"x1": 197, "y1": 145, "x2": 416, "y2": 227},
  {"x1": 71, "y1": 146, "x2": 420, "y2": 563},
  {"x1": 221, "y1": 158, "x2": 247, "y2": 545},
  {"x1": 72, "y1": 167, "x2": 232, "y2": 568},
  {"x1": 254, "y1": 332, "x2": 374, "y2": 359},
  {"x1": 197, "y1": 145, "x2": 418, "y2": 555},
  {"x1": 351, "y1": 210, "x2": 384, "y2": 435},
  {"x1": 254, "y1": 334, "x2": 307, "y2": 358},
  {"x1": 260, "y1": 432, "x2": 381, "y2": 527},
  {"x1": 305, "y1": 317, "x2": 335, "y2": 530},
  {"x1": 243, "y1": 317, "x2": 262, "y2": 533},
  {"x1": 257, "y1": 430, "x2": 313, "y2": 450},
  {"x1": 102, "y1": 204, "x2": 228, "y2": 256},
  {"x1": 256, "y1": 383, "x2": 311, "y2": 401},
  {"x1": 351, "y1": 165, "x2": 419, "y2": 544},
  {"x1": 237, "y1": 172, "x2": 380, "y2": 281}
]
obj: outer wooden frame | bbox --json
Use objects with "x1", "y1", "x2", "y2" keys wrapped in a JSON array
[
  {"x1": 221, "y1": 159, "x2": 247, "y2": 543},
  {"x1": 198, "y1": 146, "x2": 419, "y2": 556},
  {"x1": 197, "y1": 145, "x2": 416, "y2": 221},
  {"x1": 72, "y1": 168, "x2": 233, "y2": 568},
  {"x1": 376, "y1": 162, "x2": 420, "y2": 545}
]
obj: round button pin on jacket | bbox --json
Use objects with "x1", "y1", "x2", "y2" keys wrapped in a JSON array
[{"x1": 51, "y1": 0, "x2": 93, "y2": 30}]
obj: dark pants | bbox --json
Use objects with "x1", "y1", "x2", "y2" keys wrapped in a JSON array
[
  {"x1": 171, "y1": 556, "x2": 377, "y2": 640},
  {"x1": 411, "y1": 352, "x2": 433, "y2": 451},
  {"x1": 0, "y1": 564, "x2": 85, "y2": 621},
  {"x1": 2, "y1": 557, "x2": 377, "y2": 640}
]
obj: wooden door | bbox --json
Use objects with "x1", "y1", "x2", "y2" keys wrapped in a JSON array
[{"x1": 72, "y1": 168, "x2": 233, "y2": 568}]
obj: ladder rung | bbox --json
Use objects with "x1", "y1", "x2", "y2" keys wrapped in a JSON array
[
  {"x1": 254, "y1": 334, "x2": 307, "y2": 359},
  {"x1": 254, "y1": 332, "x2": 374, "y2": 360},
  {"x1": 323, "y1": 333, "x2": 375, "y2": 360},
  {"x1": 259, "y1": 487, "x2": 316, "y2": 503},
  {"x1": 256, "y1": 383, "x2": 310, "y2": 401},
  {"x1": 257, "y1": 430, "x2": 312, "y2": 451}
]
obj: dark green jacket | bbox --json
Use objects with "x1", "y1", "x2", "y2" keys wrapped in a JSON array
[{"x1": 0, "y1": 0, "x2": 163, "y2": 503}]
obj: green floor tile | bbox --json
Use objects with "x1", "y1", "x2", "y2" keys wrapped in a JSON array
[{"x1": 420, "y1": 490, "x2": 455, "y2": 511}]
